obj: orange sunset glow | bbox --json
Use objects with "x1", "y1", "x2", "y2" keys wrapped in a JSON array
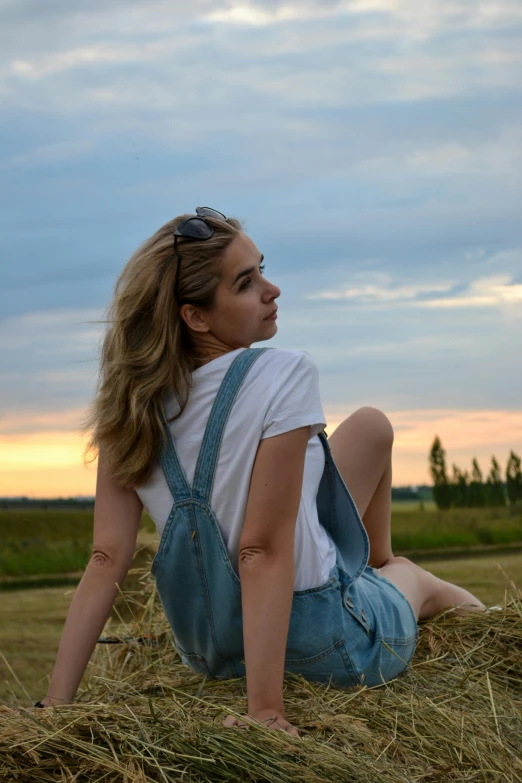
[{"x1": 1, "y1": 409, "x2": 520, "y2": 498}]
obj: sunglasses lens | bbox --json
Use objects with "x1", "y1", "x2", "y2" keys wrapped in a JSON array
[
  {"x1": 179, "y1": 217, "x2": 214, "y2": 239},
  {"x1": 196, "y1": 206, "x2": 227, "y2": 221}
]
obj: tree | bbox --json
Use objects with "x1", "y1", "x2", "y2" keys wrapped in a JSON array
[
  {"x1": 451, "y1": 464, "x2": 469, "y2": 507},
  {"x1": 429, "y1": 436, "x2": 452, "y2": 510},
  {"x1": 485, "y1": 456, "x2": 506, "y2": 507},
  {"x1": 469, "y1": 458, "x2": 486, "y2": 508},
  {"x1": 506, "y1": 450, "x2": 522, "y2": 506}
]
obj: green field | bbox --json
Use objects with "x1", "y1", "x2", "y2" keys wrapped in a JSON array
[
  {"x1": 0, "y1": 509, "x2": 156, "y2": 580},
  {"x1": 391, "y1": 502, "x2": 522, "y2": 550},
  {"x1": 1, "y1": 504, "x2": 522, "y2": 584}
]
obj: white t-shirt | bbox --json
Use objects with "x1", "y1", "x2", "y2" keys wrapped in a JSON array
[{"x1": 135, "y1": 347, "x2": 337, "y2": 590}]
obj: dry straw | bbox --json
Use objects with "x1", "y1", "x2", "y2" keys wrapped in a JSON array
[{"x1": 1, "y1": 562, "x2": 521, "y2": 782}]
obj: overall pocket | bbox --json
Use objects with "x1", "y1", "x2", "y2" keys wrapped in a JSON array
[
  {"x1": 361, "y1": 636, "x2": 418, "y2": 687},
  {"x1": 283, "y1": 638, "x2": 363, "y2": 688}
]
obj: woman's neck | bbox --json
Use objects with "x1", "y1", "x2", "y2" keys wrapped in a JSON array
[{"x1": 191, "y1": 346, "x2": 231, "y2": 371}]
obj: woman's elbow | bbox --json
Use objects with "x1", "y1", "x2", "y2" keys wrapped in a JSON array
[
  {"x1": 238, "y1": 544, "x2": 272, "y2": 569},
  {"x1": 238, "y1": 539, "x2": 293, "y2": 571},
  {"x1": 87, "y1": 548, "x2": 131, "y2": 579}
]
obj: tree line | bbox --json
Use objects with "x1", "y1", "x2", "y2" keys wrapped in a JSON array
[{"x1": 429, "y1": 437, "x2": 522, "y2": 510}]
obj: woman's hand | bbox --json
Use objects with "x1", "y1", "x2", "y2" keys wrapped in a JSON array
[{"x1": 223, "y1": 708, "x2": 299, "y2": 736}]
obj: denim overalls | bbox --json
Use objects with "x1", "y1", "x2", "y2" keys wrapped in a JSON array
[{"x1": 151, "y1": 347, "x2": 419, "y2": 688}]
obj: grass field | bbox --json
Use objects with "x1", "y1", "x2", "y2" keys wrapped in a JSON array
[
  {"x1": 2, "y1": 504, "x2": 522, "y2": 582},
  {"x1": 0, "y1": 509, "x2": 156, "y2": 578},
  {"x1": 390, "y1": 503, "x2": 522, "y2": 550},
  {"x1": 1, "y1": 549, "x2": 521, "y2": 705}
]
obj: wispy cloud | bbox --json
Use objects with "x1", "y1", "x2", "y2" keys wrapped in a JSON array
[
  {"x1": 309, "y1": 271, "x2": 522, "y2": 311},
  {"x1": 0, "y1": 308, "x2": 103, "y2": 418},
  {"x1": 308, "y1": 273, "x2": 455, "y2": 302},
  {"x1": 418, "y1": 275, "x2": 522, "y2": 309},
  {"x1": 0, "y1": 308, "x2": 103, "y2": 353},
  {"x1": 0, "y1": 409, "x2": 88, "y2": 437},
  {"x1": 204, "y1": 1, "x2": 522, "y2": 31},
  {"x1": 3, "y1": 0, "x2": 522, "y2": 114}
]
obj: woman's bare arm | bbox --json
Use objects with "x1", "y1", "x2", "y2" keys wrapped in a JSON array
[
  {"x1": 237, "y1": 426, "x2": 309, "y2": 716},
  {"x1": 41, "y1": 455, "x2": 143, "y2": 706}
]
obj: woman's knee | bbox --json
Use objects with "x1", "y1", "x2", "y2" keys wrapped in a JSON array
[
  {"x1": 352, "y1": 406, "x2": 394, "y2": 449},
  {"x1": 330, "y1": 407, "x2": 394, "y2": 456}
]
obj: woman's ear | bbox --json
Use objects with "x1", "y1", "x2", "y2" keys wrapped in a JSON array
[{"x1": 179, "y1": 304, "x2": 210, "y2": 334}]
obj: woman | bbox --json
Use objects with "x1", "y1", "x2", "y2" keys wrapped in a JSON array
[{"x1": 35, "y1": 207, "x2": 485, "y2": 735}]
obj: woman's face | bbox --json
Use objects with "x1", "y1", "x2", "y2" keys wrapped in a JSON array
[{"x1": 183, "y1": 231, "x2": 281, "y2": 351}]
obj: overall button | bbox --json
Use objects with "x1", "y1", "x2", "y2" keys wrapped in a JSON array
[{"x1": 344, "y1": 594, "x2": 372, "y2": 637}]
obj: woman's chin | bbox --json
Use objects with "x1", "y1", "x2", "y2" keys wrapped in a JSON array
[{"x1": 252, "y1": 321, "x2": 277, "y2": 343}]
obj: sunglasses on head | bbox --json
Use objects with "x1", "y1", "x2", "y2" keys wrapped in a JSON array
[{"x1": 173, "y1": 206, "x2": 228, "y2": 305}]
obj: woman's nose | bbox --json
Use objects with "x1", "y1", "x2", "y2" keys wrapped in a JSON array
[{"x1": 265, "y1": 280, "x2": 281, "y2": 298}]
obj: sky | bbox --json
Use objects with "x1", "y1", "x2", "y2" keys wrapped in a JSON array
[{"x1": 0, "y1": 0, "x2": 521, "y2": 497}]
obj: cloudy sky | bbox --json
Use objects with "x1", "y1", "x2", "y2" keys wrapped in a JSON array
[{"x1": 1, "y1": 0, "x2": 521, "y2": 496}]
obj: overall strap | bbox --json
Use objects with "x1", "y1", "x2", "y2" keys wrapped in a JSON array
[
  {"x1": 191, "y1": 347, "x2": 271, "y2": 502},
  {"x1": 158, "y1": 393, "x2": 192, "y2": 502}
]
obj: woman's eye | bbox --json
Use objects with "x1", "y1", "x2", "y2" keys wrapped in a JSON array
[{"x1": 240, "y1": 264, "x2": 266, "y2": 290}]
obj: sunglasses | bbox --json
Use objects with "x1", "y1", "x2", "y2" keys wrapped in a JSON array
[{"x1": 173, "y1": 206, "x2": 228, "y2": 305}]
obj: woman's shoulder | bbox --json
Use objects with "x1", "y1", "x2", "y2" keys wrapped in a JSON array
[
  {"x1": 247, "y1": 347, "x2": 320, "y2": 398},
  {"x1": 256, "y1": 346, "x2": 318, "y2": 372}
]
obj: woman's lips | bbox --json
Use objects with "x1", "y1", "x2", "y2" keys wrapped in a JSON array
[{"x1": 264, "y1": 309, "x2": 278, "y2": 320}]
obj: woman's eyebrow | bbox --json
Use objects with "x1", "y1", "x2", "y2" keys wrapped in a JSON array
[{"x1": 230, "y1": 254, "x2": 264, "y2": 287}]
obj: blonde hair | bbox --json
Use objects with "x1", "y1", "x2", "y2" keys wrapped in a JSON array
[{"x1": 83, "y1": 212, "x2": 243, "y2": 488}]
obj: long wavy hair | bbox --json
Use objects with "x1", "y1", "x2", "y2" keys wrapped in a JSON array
[{"x1": 83, "y1": 212, "x2": 243, "y2": 488}]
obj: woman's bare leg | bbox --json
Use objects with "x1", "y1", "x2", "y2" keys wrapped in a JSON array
[
  {"x1": 328, "y1": 406, "x2": 395, "y2": 567},
  {"x1": 328, "y1": 407, "x2": 486, "y2": 621},
  {"x1": 377, "y1": 556, "x2": 486, "y2": 621}
]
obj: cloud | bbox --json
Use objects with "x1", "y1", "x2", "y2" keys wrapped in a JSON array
[
  {"x1": 0, "y1": 308, "x2": 103, "y2": 417},
  {"x1": 0, "y1": 409, "x2": 88, "y2": 437},
  {"x1": 204, "y1": 1, "x2": 522, "y2": 31},
  {"x1": 309, "y1": 271, "x2": 522, "y2": 311},
  {"x1": 418, "y1": 275, "x2": 522, "y2": 309},
  {"x1": 205, "y1": 3, "x2": 311, "y2": 26},
  {"x1": 203, "y1": 1, "x2": 399, "y2": 27},
  {"x1": 309, "y1": 273, "x2": 455, "y2": 302},
  {"x1": 2, "y1": 0, "x2": 522, "y2": 118},
  {"x1": 6, "y1": 35, "x2": 204, "y2": 82},
  {"x1": 0, "y1": 308, "x2": 103, "y2": 353}
]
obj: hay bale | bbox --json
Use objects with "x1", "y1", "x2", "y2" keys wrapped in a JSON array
[{"x1": 1, "y1": 566, "x2": 522, "y2": 783}]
